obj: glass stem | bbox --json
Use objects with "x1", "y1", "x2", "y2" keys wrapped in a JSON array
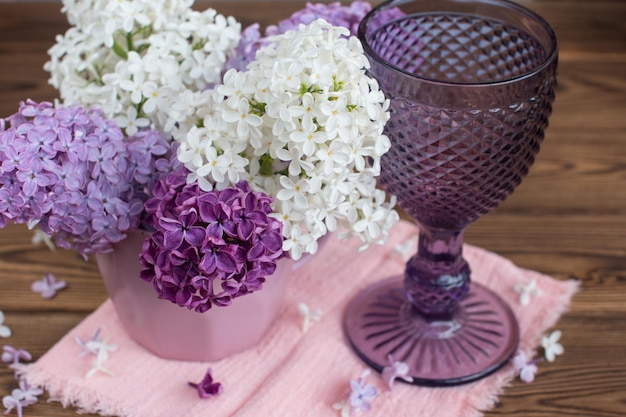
[{"x1": 404, "y1": 225, "x2": 471, "y2": 320}]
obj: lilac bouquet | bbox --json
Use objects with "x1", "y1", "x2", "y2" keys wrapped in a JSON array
[
  {"x1": 37, "y1": 0, "x2": 397, "y2": 261},
  {"x1": 139, "y1": 168, "x2": 284, "y2": 312},
  {"x1": 174, "y1": 19, "x2": 399, "y2": 260},
  {"x1": 0, "y1": 100, "x2": 177, "y2": 256},
  {"x1": 0, "y1": 1, "x2": 398, "y2": 312}
]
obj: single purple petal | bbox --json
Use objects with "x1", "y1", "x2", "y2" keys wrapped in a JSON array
[
  {"x1": 174, "y1": 287, "x2": 193, "y2": 306},
  {"x1": 199, "y1": 252, "x2": 217, "y2": 275},
  {"x1": 237, "y1": 219, "x2": 254, "y2": 240},
  {"x1": 246, "y1": 243, "x2": 265, "y2": 261},
  {"x1": 160, "y1": 222, "x2": 184, "y2": 250},
  {"x1": 211, "y1": 292, "x2": 233, "y2": 307},
  {"x1": 218, "y1": 187, "x2": 241, "y2": 205},
  {"x1": 258, "y1": 261, "x2": 277, "y2": 276},
  {"x1": 246, "y1": 210, "x2": 269, "y2": 226},
  {"x1": 31, "y1": 273, "x2": 66, "y2": 299},
  {"x1": 260, "y1": 230, "x2": 284, "y2": 253},
  {"x1": 215, "y1": 250, "x2": 237, "y2": 273},
  {"x1": 206, "y1": 222, "x2": 224, "y2": 241},
  {"x1": 184, "y1": 227, "x2": 206, "y2": 247},
  {"x1": 221, "y1": 279, "x2": 242, "y2": 295}
]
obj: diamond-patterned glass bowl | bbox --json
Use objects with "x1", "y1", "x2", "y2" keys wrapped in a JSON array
[
  {"x1": 370, "y1": 12, "x2": 556, "y2": 229},
  {"x1": 344, "y1": 0, "x2": 558, "y2": 386}
]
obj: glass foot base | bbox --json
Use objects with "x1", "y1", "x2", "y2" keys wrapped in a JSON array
[{"x1": 343, "y1": 276, "x2": 519, "y2": 386}]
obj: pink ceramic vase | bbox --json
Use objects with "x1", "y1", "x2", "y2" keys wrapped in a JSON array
[{"x1": 96, "y1": 231, "x2": 314, "y2": 362}]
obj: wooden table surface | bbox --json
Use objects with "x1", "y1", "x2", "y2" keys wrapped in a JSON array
[{"x1": 0, "y1": 1, "x2": 624, "y2": 416}]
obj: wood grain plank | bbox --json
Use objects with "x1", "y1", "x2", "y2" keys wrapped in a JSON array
[
  {"x1": 0, "y1": 1, "x2": 624, "y2": 417},
  {"x1": 497, "y1": 132, "x2": 626, "y2": 213},
  {"x1": 0, "y1": 224, "x2": 105, "y2": 312}
]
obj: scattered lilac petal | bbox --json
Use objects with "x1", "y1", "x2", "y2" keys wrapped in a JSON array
[
  {"x1": 297, "y1": 302, "x2": 322, "y2": 333},
  {"x1": 31, "y1": 229, "x2": 56, "y2": 251},
  {"x1": 331, "y1": 399, "x2": 351, "y2": 417},
  {"x1": 0, "y1": 311, "x2": 11, "y2": 338},
  {"x1": 381, "y1": 354, "x2": 413, "y2": 389},
  {"x1": 519, "y1": 362, "x2": 538, "y2": 383},
  {"x1": 14, "y1": 380, "x2": 42, "y2": 405},
  {"x1": 84, "y1": 339, "x2": 117, "y2": 378},
  {"x1": 333, "y1": 369, "x2": 380, "y2": 416},
  {"x1": 188, "y1": 368, "x2": 223, "y2": 399},
  {"x1": 541, "y1": 330, "x2": 564, "y2": 362},
  {"x1": 85, "y1": 359, "x2": 115, "y2": 379},
  {"x1": 75, "y1": 328, "x2": 102, "y2": 357},
  {"x1": 392, "y1": 236, "x2": 416, "y2": 261},
  {"x1": 31, "y1": 273, "x2": 67, "y2": 299},
  {"x1": 2, "y1": 346, "x2": 32, "y2": 378},
  {"x1": 85, "y1": 338, "x2": 117, "y2": 363},
  {"x1": 2, "y1": 395, "x2": 24, "y2": 417},
  {"x1": 514, "y1": 278, "x2": 541, "y2": 306},
  {"x1": 2, "y1": 379, "x2": 43, "y2": 417},
  {"x1": 75, "y1": 329, "x2": 117, "y2": 378},
  {"x1": 1, "y1": 346, "x2": 32, "y2": 364},
  {"x1": 348, "y1": 369, "x2": 378, "y2": 413},
  {"x1": 512, "y1": 351, "x2": 542, "y2": 383}
]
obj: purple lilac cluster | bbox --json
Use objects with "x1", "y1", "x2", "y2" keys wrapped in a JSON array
[
  {"x1": 126, "y1": 129, "x2": 182, "y2": 215},
  {"x1": 0, "y1": 100, "x2": 179, "y2": 256},
  {"x1": 139, "y1": 167, "x2": 285, "y2": 313},
  {"x1": 225, "y1": 1, "x2": 372, "y2": 71}
]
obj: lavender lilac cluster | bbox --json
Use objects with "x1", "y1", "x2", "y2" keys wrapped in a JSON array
[
  {"x1": 139, "y1": 168, "x2": 284, "y2": 313},
  {"x1": 0, "y1": 100, "x2": 178, "y2": 255},
  {"x1": 226, "y1": 1, "x2": 372, "y2": 71}
]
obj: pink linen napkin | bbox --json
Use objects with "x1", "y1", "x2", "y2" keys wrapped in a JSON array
[{"x1": 22, "y1": 220, "x2": 578, "y2": 417}]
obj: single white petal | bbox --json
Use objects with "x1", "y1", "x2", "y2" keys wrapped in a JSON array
[{"x1": 0, "y1": 325, "x2": 12, "y2": 338}]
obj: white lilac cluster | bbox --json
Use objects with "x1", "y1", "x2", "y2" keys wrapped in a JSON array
[
  {"x1": 174, "y1": 20, "x2": 399, "y2": 259},
  {"x1": 46, "y1": 0, "x2": 241, "y2": 136}
]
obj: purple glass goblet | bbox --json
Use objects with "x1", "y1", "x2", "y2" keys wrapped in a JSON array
[{"x1": 343, "y1": 0, "x2": 558, "y2": 386}]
